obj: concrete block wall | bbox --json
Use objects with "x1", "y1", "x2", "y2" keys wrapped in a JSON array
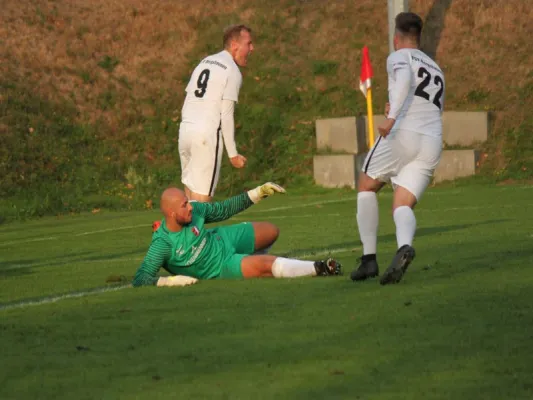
[
  {"x1": 313, "y1": 112, "x2": 488, "y2": 188},
  {"x1": 313, "y1": 154, "x2": 367, "y2": 189},
  {"x1": 315, "y1": 116, "x2": 367, "y2": 154},
  {"x1": 433, "y1": 150, "x2": 480, "y2": 183}
]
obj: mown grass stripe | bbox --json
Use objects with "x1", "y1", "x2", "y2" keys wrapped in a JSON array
[{"x1": 0, "y1": 246, "x2": 359, "y2": 310}]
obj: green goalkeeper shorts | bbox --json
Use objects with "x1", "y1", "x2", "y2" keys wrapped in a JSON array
[{"x1": 217, "y1": 222, "x2": 255, "y2": 279}]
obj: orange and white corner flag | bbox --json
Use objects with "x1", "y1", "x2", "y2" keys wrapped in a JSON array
[{"x1": 359, "y1": 46, "x2": 374, "y2": 98}]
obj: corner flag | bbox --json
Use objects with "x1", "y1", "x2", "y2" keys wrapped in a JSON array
[
  {"x1": 359, "y1": 46, "x2": 375, "y2": 148},
  {"x1": 359, "y1": 46, "x2": 373, "y2": 98}
]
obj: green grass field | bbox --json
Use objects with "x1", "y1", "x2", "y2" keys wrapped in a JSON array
[{"x1": 1, "y1": 184, "x2": 533, "y2": 399}]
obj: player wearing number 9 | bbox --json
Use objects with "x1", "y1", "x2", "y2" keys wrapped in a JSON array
[
  {"x1": 351, "y1": 12, "x2": 446, "y2": 285},
  {"x1": 178, "y1": 25, "x2": 254, "y2": 202}
]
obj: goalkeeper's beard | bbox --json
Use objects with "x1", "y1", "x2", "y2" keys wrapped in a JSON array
[{"x1": 174, "y1": 212, "x2": 192, "y2": 226}]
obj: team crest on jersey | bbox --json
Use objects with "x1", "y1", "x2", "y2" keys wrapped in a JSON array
[{"x1": 191, "y1": 226, "x2": 200, "y2": 236}]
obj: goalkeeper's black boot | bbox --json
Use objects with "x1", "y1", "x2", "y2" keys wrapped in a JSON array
[
  {"x1": 314, "y1": 258, "x2": 342, "y2": 276},
  {"x1": 380, "y1": 245, "x2": 416, "y2": 285},
  {"x1": 350, "y1": 254, "x2": 379, "y2": 281}
]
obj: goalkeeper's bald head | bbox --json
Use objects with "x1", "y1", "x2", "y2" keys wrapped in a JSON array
[{"x1": 160, "y1": 188, "x2": 193, "y2": 227}]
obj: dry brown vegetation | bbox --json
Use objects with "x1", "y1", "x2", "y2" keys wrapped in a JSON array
[
  {"x1": 2, "y1": 0, "x2": 532, "y2": 208},
  {"x1": 1, "y1": 0, "x2": 247, "y2": 130},
  {"x1": 417, "y1": 0, "x2": 533, "y2": 172},
  {"x1": 3, "y1": 0, "x2": 531, "y2": 133}
]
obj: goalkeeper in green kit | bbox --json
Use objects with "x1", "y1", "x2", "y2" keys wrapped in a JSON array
[{"x1": 133, "y1": 182, "x2": 342, "y2": 287}]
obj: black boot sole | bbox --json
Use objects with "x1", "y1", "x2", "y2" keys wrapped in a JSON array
[{"x1": 380, "y1": 246, "x2": 415, "y2": 285}]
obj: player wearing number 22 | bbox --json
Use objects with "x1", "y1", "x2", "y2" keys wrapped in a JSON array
[
  {"x1": 351, "y1": 12, "x2": 445, "y2": 285},
  {"x1": 178, "y1": 25, "x2": 253, "y2": 203}
]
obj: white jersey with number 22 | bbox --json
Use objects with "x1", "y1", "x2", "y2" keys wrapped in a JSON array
[{"x1": 387, "y1": 48, "x2": 445, "y2": 138}]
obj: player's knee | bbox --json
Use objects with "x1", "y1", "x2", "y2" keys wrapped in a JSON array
[
  {"x1": 268, "y1": 223, "x2": 280, "y2": 241},
  {"x1": 258, "y1": 222, "x2": 279, "y2": 242},
  {"x1": 392, "y1": 188, "x2": 417, "y2": 211},
  {"x1": 392, "y1": 203, "x2": 415, "y2": 213},
  {"x1": 257, "y1": 256, "x2": 276, "y2": 277},
  {"x1": 358, "y1": 173, "x2": 381, "y2": 193}
]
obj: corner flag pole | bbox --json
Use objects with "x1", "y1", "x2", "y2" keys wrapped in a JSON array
[{"x1": 366, "y1": 87, "x2": 375, "y2": 148}]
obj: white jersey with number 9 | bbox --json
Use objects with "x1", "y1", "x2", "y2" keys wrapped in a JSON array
[{"x1": 181, "y1": 50, "x2": 242, "y2": 136}]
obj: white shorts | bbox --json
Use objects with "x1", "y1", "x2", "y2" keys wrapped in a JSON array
[
  {"x1": 178, "y1": 124, "x2": 223, "y2": 197},
  {"x1": 362, "y1": 130, "x2": 442, "y2": 200}
]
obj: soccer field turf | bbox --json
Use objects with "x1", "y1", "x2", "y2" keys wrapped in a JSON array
[{"x1": 1, "y1": 184, "x2": 533, "y2": 399}]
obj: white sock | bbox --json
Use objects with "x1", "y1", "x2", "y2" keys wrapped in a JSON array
[
  {"x1": 357, "y1": 191, "x2": 379, "y2": 255},
  {"x1": 393, "y1": 206, "x2": 416, "y2": 248},
  {"x1": 271, "y1": 258, "x2": 316, "y2": 278}
]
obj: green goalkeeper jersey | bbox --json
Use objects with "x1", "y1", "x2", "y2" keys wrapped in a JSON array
[{"x1": 132, "y1": 193, "x2": 253, "y2": 286}]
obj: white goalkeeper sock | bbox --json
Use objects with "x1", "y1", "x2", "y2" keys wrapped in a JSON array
[
  {"x1": 271, "y1": 258, "x2": 316, "y2": 278},
  {"x1": 393, "y1": 206, "x2": 416, "y2": 248},
  {"x1": 357, "y1": 191, "x2": 379, "y2": 255}
]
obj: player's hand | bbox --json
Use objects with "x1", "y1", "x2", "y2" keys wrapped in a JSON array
[
  {"x1": 247, "y1": 182, "x2": 286, "y2": 204},
  {"x1": 230, "y1": 155, "x2": 247, "y2": 168},
  {"x1": 384, "y1": 102, "x2": 390, "y2": 117},
  {"x1": 157, "y1": 275, "x2": 198, "y2": 287},
  {"x1": 378, "y1": 118, "x2": 395, "y2": 138}
]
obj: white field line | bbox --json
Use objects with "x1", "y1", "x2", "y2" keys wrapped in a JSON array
[
  {"x1": 0, "y1": 285, "x2": 130, "y2": 312},
  {"x1": 249, "y1": 198, "x2": 355, "y2": 213},
  {"x1": 233, "y1": 213, "x2": 341, "y2": 220},
  {"x1": 3, "y1": 256, "x2": 145, "y2": 271},
  {"x1": 75, "y1": 224, "x2": 149, "y2": 236},
  {"x1": 0, "y1": 225, "x2": 150, "y2": 247},
  {"x1": 0, "y1": 246, "x2": 359, "y2": 311},
  {"x1": 417, "y1": 203, "x2": 519, "y2": 213},
  {"x1": 1, "y1": 200, "x2": 348, "y2": 244},
  {"x1": 1, "y1": 198, "x2": 523, "y2": 246},
  {"x1": 0, "y1": 236, "x2": 58, "y2": 247}
]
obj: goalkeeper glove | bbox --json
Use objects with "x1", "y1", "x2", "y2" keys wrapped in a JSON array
[
  {"x1": 247, "y1": 182, "x2": 286, "y2": 204},
  {"x1": 156, "y1": 275, "x2": 198, "y2": 287}
]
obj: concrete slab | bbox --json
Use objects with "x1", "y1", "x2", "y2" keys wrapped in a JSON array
[
  {"x1": 313, "y1": 150, "x2": 478, "y2": 188},
  {"x1": 313, "y1": 154, "x2": 366, "y2": 189},
  {"x1": 434, "y1": 150, "x2": 479, "y2": 183},
  {"x1": 361, "y1": 112, "x2": 488, "y2": 147},
  {"x1": 315, "y1": 117, "x2": 366, "y2": 154},
  {"x1": 356, "y1": 115, "x2": 386, "y2": 150},
  {"x1": 442, "y1": 111, "x2": 488, "y2": 146}
]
